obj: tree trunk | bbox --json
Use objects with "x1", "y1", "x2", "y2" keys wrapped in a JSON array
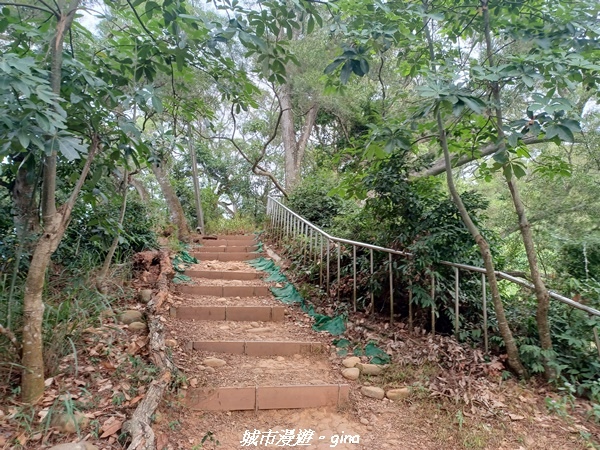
[
  {"x1": 12, "y1": 161, "x2": 40, "y2": 242},
  {"x1": 97, "y1": 171, "x2": 130, "y2": 288},
  {"x1": 20, "y1": 0, "x2": 84, "y2": 403},
  {"x1": 507, "y1": 176, "x2": 555, "y2": 379},
  {"x1": 423, "y1": 14, "x2": 525, "y2": 377},
  {"x1": 151, "y1": 162, "x2": 190, "y2": 242},
  {"x1": 189, "y1": 126, "x2": 205, "y2": 234},
  {"x1": 481, "y1": 0, "x2": 554, "y2": 379},
  {"x1": 279, "y1": 83, "x2": 318, "y2": 191}
]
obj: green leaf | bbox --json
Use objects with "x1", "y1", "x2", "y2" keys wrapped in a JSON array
[
  {"x1": 57, "y1": 136, "x2": 87, "y2": 161},
  {"x1": 307, "y1": 16, "x2": 314, "y2": 34},
  {"x1": 340, "y1": 61, "x2": 352, "y2": 84},
  {"x1": 324, "y1": 59, "x2": 343, "y2": 75},
  {"x1": 151, "y1": 95, "x2": 163, "y2": 114}
]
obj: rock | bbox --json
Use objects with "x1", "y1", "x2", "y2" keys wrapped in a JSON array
[
  {"x1": 386, "y1": 388, "x2": 410, "y2": 401},
  {"x1": 276, "y1": 356, "x2": 285, "y2": 362},
  {"x1": 250, "y1": 322, "x2": 260, "y2": 328},
  {"x1": 138, "y1": 289, "x2": 153, "y2": 303},
  {"x1": 205, "y1": 366, "x2": 216, "y2": 373},
  {"x1": 367, "y1": 425, "x2": 373, "y2": 431},
  {"x1": 164, "y1": 339, "x2": 177, "y2": 348},
  {"x1": 51, "y1": 412, "x2": 89, "y2": 434},
  {"x1": 357, "y1": 363, "x2": 383, "y2": 375},
  {"x1": 216, "y1": 297, "x2": 227, "y2": 302},
  {"x1": 360, "y1": 417, "x2": 369, "y2": 426},
  {"x1": 128, "y1": 321, "x2": 147, "y2": 332},
  {"x1": 48, "y1": 443, "x2": 98, "y2": 450},
  {"x1": 342, "y1": 356, "x2": 361, "y2": 368},
  {"x1": 202, "y1": 357, "x2": 226, "y2": 368},
  {"x1": 118, "y1": 310, "x2": 143, "y2": 325},
  {"x1": 341, "y1": 368, "x2": 360, "y2": 381},
  {"x1": 361, "y1": 386, "x2": 385, "y2": 400}
]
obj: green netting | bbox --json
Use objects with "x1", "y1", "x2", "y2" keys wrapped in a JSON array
[
  {"x1": 172, "y1": 251, "x2": 198, "y2": 273},
  {"x1": 265, "y1": 271, "x2": 288, "y2": 282},
  {"x1": 250, "y1": 251, "x2": 347, "y2": 336},
  {"x1": 271, "y1": 283, "x2": 304, "y2": 304},
  {"x1": 270, "y1": 283, "x2": 347, "y2": 336},
  {"x1": 332, "y1": 339, "x2": 391, "y2": 363},
  {"x1": 247, "y1": 257, "x2": 277, "y2": 272},
  {"x1": 173, "y1": 273, "x2": 192, "y2": 284}
]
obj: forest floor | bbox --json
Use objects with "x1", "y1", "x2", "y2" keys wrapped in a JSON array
[{"x1": 1, "y1": 236, "x2": 599, "y2": 450}]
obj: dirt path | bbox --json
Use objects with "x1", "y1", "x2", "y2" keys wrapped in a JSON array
[{"x1": 155, "y1": 235, "x2": 592, "y2": 450}]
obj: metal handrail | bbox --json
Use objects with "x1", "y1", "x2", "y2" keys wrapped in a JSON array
[{"x1": 266, "y1": 196, "x2": 600, "y2": 354}]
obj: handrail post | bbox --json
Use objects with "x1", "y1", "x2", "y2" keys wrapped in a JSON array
[
  {"x1": 319, "y1": 233, "x2": 324, "y2": 287},
  {"x1": 337, "y1": 243, "x2": 341, "y2": 302},
  {"x1": 454, "y1": 266, "x2": 460, "y2": 339},
  {"x1": 482, "y1": 273, "x2": 488, "y2": 354},
  {"x1": 352, "y1": 245, "x2": 357, "y2": 312},
  {"x1": 326, "y1": 238, "x2": 330, "y2": 295},
  {"x1": 389, "y1": 253, "x2": 394, "y2": 325},
  {"x1": 408, "y1": 280, "x2": 413, "y2": 332},
  {"x1": 430, "y1": 272, "x2": 435, "y2": 335},
  {"x1": 370, "y1": 249, "x2": 374, "y2": 315}
]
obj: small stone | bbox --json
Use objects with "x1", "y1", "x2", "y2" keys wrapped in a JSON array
[
  {"x1": 118, "y1": 310, "x2": 143, "y2": 325},
  {"x1": 48, "y1": 443, "x2": 98, "y2": 450},
  {"x1": 128, "y1": 321, "x2": 147, "y2": 332},
  {"x1": 216, "y1": 297, "x2": 227, "y2": 302},
  {"x1": 164, "y1": 339, "x2": 177, "y2": 348},
  {"x1": 202, "y1": 357, "x2": 226, "y2": 368},
  {"x1": 138, "y1": 289, "x2": 153, "y2": 304},
  {"x1": 361, "y1": 386, "x2": 385, "y2": 400},
  {"x1": 367, "y1": 425, "x2": 373, "y2": 431},
  {"x1": 386, "y1": 388, "x2": 410, "y2": 401},
  {"x1": 276, "y1": 356, "x2": 285, "y2": 362},
  {"x1": 51, "y1": 412, "x2": 89, "y2": 434},
  {"x1": 360, "y1": 418, "x2": 369, "y2": 426},
  {"x1": 205, "y1": 367, "x2": 216, "y2": 373},
  {"x1": 218, "y1": 325, "x2": 230, "y2": 330},
  {"x1": 342, "y1": 357, "x2": 361, "y2": 368},
  {"x1": 357, "y1": 363, "x2": 383, "y2": 375},
  {"x1": 341, "y1": 368, "x2": 360, "y2": 381},
  {"x1": 250, "y1": 322, "x2": 260, "y2": 328}
]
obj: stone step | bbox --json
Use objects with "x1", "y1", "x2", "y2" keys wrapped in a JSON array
[
  {"x1": 191, "y1": 252, "x2": 258, "y2": 261},
  {"x1": 190, "y1": 340, "x2": 323, "y2": 356},
  {"x1": 178, "y1": 285, "x2": 270, "y2": 297},
  {"x1": 195, "y1": 245, "x2": 258, "y2": 253},
  {"x1": 200, "y1": 240, "x2": 256, "y2": 247},
  {"x1": 171, "y1": 305, "x2": 285, "y2": 321},
  {"x1": 185, "y1": 384, "x2": 350, "y2": 411},
  {"x1": 184, "y1": 270, "x2": 262, "y2": 280},
  {"x1": 203, "y1": 235, "x2": 256, "y2": 241}
]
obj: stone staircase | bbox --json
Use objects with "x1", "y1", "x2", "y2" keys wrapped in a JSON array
[{"x1": 169, "y1": 234, "x2": 350, "y2": 413}]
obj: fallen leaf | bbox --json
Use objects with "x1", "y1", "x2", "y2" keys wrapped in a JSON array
[
  {"x1": 100, "y1": 417, "x2": 123, "y2": 438},
  {"x1": 509, "y1": 414, "x2": 525, "y2": 421}
]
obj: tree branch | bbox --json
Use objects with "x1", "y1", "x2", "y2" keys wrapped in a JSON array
[
  {"x1": 0, "y1": 2, "x2": 56, "y2": 15},
  {"x1": 410, "y1": 137, "x2": 549, "y2": 178}
]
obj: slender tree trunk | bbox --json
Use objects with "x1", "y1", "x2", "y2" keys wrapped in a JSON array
[
  {"x1": 151, "y1": 162, "x2": 190, "y2": 242},
  {"x1": 423, "y1": 11, "x2": 525, "y2": 377},
  {"x1": 21, "y1": 0, "x2": 84, "y2": 403},
  {"x1": 279, "y1": 84, "x2": 319, "y2": 190},
  {"x1": 481, "y1": 0, "x2": 554, "y2": 379},
  {"x1": 507, "y1": 177, "x2": 555, "y2": 378},
  {"x1": 97, "y1": 171, "x2": 130, "y2": 289},
  {"x1": 12, "y1": 161, "x2": 40, "y2": 243},
  {"x1": 189, "y1": 125, "x2": 204, "y2": 233}
]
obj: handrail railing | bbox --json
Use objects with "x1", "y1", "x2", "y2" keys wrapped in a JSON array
[{"x1": 266, "y1": 196, "x2": 600, "y2": 355}]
